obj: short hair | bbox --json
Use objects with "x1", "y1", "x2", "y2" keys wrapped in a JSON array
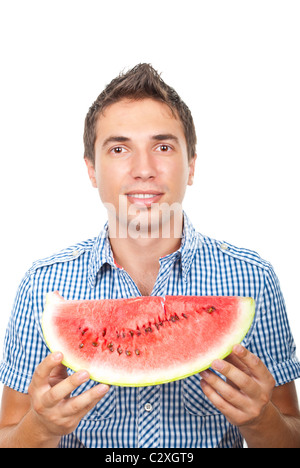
[{"x1": 83, "y1": 63, "x2": 197, "y2": 165}]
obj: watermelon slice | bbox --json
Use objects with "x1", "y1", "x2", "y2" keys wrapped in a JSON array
[{"x1": 42, "y1": 293, "x2": 255, "y2": 387}]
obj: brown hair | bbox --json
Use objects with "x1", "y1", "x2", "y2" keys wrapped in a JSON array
[{"x1": 83, "y1": 63, "x2": 197, "y2": 165}]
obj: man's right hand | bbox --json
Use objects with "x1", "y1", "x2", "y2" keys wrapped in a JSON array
[{"x1": 27, "y1": 352, "x2": 110, "y2": 441}]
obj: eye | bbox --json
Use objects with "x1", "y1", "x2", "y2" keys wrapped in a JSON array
[
  {"x1": 157, "y1": 144, "x2": 172, "y2": 152},
  {"x1": 110, "y1": 146, "x2": 126, "y2": 155}
]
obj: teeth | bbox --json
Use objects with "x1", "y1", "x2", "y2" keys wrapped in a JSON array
[{"x1": 128, "y1": 194, "x2": 158, "y2": 199}]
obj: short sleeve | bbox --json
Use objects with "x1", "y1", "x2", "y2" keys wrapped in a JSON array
[
  {"x1": 0, "y1": 272, "x2": 48, "y2": 393},
  {"x1": 247, "y1": 265, "x2": 300, "y2": 386}
]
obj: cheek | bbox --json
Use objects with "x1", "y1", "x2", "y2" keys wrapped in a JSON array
[
  {"x1": 96, "y1": 162, "x2": 122, "y2": 203},
  {"x1": 165, "y1": 163, "x2": 189, "y2": 192}
]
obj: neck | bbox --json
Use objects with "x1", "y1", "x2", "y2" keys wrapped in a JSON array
[{"x1": 108, "y1": 209, "x2": 184, "y2": 270}]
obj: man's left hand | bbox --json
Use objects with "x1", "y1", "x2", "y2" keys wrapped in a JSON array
[{"x1": 199, "y1": 344, "x2": 276, "y2": 427}]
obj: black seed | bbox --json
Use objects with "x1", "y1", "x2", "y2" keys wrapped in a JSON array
[
  {"x1": 207, "y1": 306, "x2": 216, "y2": 314},
  {"x1": 182, "y1": 313, "x2": 188, "y2": 319},
  {"x1": 129, "y1": 331, "x2": 134, "y2": 337},
  {"x1": 117, "y1": 347, "x2": 123, "y2": 355},
  {"x1": 92, "y1": 341, "x2": 99, "y2": 347},
  {"x1": 102, "y1": 329, "x2": 106, "y2": 337},
  {"x1": 145, "y1": 327, "x2": 152, "y2": 333},
  {"x1": 125, "y1": 350, "x2": 132, "y2": 356},
  {"x1": 135, "y1": 349, "x2": 140, "y2": 356},
  {"x1": 79, "y1": 343, "x2": 84, "y2": 349},
  {"x1": 170, "y1": 315, "x2": 179, "y2": 322},
  {"x1": 107, "y1": 342, "x2": 114, "y2": 352}
]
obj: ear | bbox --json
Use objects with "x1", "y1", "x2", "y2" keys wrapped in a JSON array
[
  {"x1": 187, "y1": 154, "x2": 197, "y2": 186},
  {"x1": 84, "y1": 157, "x2": 98, "y2": 188}
]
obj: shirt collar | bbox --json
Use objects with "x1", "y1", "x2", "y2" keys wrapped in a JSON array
[{"x1": 88, "y1": 210, "x2": 199, "y2": 288}]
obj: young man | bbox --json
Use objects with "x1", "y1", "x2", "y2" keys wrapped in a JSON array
[{"x1": 0, "y1": 64, "x2": 300, "y2": 448}]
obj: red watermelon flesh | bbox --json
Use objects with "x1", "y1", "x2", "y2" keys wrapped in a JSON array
[{"x1": 42, "y1": 292, "x2": 255, "y2": 386}]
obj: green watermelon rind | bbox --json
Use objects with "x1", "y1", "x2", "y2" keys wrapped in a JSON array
[{"x1": 42, "y1": 294, "x2": 255, "y2": 387}]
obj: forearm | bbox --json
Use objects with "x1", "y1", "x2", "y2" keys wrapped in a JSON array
[
  {"x1": 0, "y1": 409, "x2": 61, "y2": 448},
  {"x1": 240, "y1": 402, "x2": 300, "y2": 448}
]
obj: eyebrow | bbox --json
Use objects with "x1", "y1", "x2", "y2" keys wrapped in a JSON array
[
  {"x1": 102, "y1": 134, "x2": 179, "y2": 149},
  {"x1": 102, "y1": 136, "x2": 130, "y2": 148},
  {"x1": 151, "y1": 134, "x2": 179, "y2": 144}
]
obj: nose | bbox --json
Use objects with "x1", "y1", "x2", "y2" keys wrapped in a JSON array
[{"x1": 130, "y1": 149, "x2": 157, "y2": 180}]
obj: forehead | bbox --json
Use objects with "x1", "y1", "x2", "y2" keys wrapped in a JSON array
[{"x1": 95, "y1": 98, "x2": 185, "y2": 142}]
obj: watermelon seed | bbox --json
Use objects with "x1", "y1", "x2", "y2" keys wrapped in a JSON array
[
  {"x1": 117, "y1": 347, "x2": 123, "y2": 355},
  {"x1": 155, "y1": 321, "x2": 164, "y2": 329},
  {"x1": 129, "y1": 331, "x2": 134, "y2": 337},
  {"x1": 125, "y1": 350, "x2": 132, "y2": 356},
  {"x1": 135, "y1": 349, "x2": 140, "y2": 356},
  {"x1": 207, "y1": 307, "x2": 216, "y2": 314},
  {"x1": 102, "y1": 329, "x2": 106, "y2": 337},
  {"x1": 182, "y1": 314, "x2": 188, "y2": 319},
  {"x1": 79, "y1": 343, "x2": 84, "y2": 349},
  {"x1": 107, "y1": 342, "x2": 114, "y2": 352},
  {"x1": 145, "y1": 327, "x2": 152, "y2": 333},
  {"x1": 170, "y1": 315, "x2": 179, "y2": 322},
  {"x1": 92, "y1": 341, "x2": 99, "y2": 347}
]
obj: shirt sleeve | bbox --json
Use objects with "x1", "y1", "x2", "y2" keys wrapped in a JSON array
[
  {"x1": 0, "y1": 271, "x2": 48, "y2": 393},
  {"x1": 247, "y1": 265, "x2": 300, "y2": 386}
]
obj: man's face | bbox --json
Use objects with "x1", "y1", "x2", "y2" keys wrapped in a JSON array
[{"x1": 85, "y1": 98, "x2": 196, "y2": 237}]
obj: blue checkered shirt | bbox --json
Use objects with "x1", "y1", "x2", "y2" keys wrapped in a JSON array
[{"x1": 1, "y1": 212, "x2": 300, "y2": 448}]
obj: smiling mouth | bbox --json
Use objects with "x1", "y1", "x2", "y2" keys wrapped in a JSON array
[
  {"x1": 127, "y1": 193, "x2": 160, "y2": 199},
  {"x1": 125, "y1": 192, "x2": 164, "y2": 205}
]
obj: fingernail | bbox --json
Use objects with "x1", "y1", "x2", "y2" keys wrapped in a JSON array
[
  {"x1": 98, "y1": 384, "x2": 110, "y2": 394},
  {"x1": 77, "y1": 370, "x2": 90, "y2": 382},
  {"x1": 200, "y1": 379, "x2": 208, "y2": 388},
  {"x1": 212, "y1": 360, "x2": 224, "y2": 371},
  {"x1": 234, "y1": 344, "x2": 244, "y2": 355},
  {"x1": 200, "y1": 370, "x2": 210, "y2": 379},
  {"x1": 53, "y1": 352, "x2": 63, "y2": 361}
]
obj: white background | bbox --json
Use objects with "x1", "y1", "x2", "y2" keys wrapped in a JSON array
[{"x1": 0, "y1": 1, "x2": 299, "y2": 405}]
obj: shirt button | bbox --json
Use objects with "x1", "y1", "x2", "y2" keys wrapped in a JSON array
[
  {"x1": 72, "y1": 250, "x2": 80, "y2": 257},
  {"x1": 144, "y1": 403, "x2": 152, "y2": 412},
  {"x1": 220, "y1": 243, "x2": 229, "y2": 251}
]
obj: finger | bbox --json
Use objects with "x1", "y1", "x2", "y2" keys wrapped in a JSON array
[
  {"x1": 200, "y1": 369, "x2": 246, "y2": 410},
  {"x1": 32, "y1": 352, "x2": 64, "y2": 387},
  {"x1": 232, "y1": 345, "x2": 270, "y2": 380},
  {"x1": 210, "y1": 358, "x2": 259, "y2": 399},
  {"x1": 200, "y1": 378, "x2": 245, "y2": 424},
  {"x1": 62, "y1": 383, "x2": 110, "y2": 418},
  {"x1": 225, "y1": 353, "x2": 252, "y2": 375},
  {"x1": 44, "y1": 370, "x2": 91, "y2": 407},
  {"x1": 49, "y1": 364, "x2": 69, "y2": 387},
  {"x1": 224, "y1": 353, "x2": 253, "y2": 388}
]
